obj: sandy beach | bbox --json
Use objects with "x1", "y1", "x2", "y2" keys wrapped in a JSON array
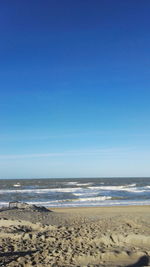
[{"x1": 1, "y1": 205, "x2": 150, "y2": 266}]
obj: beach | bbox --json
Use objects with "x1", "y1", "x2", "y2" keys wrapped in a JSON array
[{"x1": 1, "y1": 205, "x2": 150, "y2": 266}]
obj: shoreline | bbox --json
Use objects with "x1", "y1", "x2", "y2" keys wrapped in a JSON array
[{"x1": 2, "y1": 202, "x2": 150, "y2": 211}]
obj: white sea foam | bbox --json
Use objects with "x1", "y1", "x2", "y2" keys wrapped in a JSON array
[
  {"x1": 0, "y1": 187, "x2": 83, "y2": 194},
  {"x1": 1, "y1": 199, "x2": 150, "y2": 208},
  {"x1": 0, "y1": 196, "x2": 111, "y2": 207},
  {"x1": 66, "y1": 182, "x2": 78, "y2": 185},
  {"x1": 122, "y1": 188, "x2": 146, "y2": 193},
  {"x1": 88, "y1": 185, "x2": 148, "y2": 193},
  {"x1": 13, "y1": 183, "x2": 21, "y2": 187},
  {"x1": 45, "y1": 187, "x2": 83, "y2": 193},
  {"x1": 75, "y1": 183, "x2": 93, "y2": 186},
  {"x1": 88, "y1": 186, "x2": 124, "y2": 191},
  {"x1": 77, "y1": 196, "x2": 112, "y2": 202},
  {"x1": 23, "y1": 196, "x2": 111, "y2": 205},
  {"x1": 127, "y1": 183, "x2": 136, "y2": 187},
  {"x1": 66, "y1": 182, "x2": 93, "y2": 186},
  {"x1": 73, "y1": 192, "x2": 98, "y2": 196},
  {"x1": 0, "y1": 184, "x2": 148, "y2": 194}
]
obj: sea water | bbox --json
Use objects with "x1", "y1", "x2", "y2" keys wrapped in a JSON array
[{"x1": 0, "y1": 177, "x2": 150, "y2": 208}]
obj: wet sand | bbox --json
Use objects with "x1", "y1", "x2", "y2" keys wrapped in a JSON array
[{"x1": 1, "y1": 205, "x2": 150, "y2": 266}]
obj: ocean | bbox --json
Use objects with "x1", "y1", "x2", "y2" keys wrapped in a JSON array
[{"x1": 0, "y1": 177, "x2": 150, "y2": 208}]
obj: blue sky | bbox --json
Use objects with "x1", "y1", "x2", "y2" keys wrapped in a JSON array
[{"x1": 0, "y1": 0, "x2": 150, "y2": 178}]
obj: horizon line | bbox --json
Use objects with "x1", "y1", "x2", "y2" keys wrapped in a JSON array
[{"x1": 0, "y1": 176, "x2": 150, "y2": 180}]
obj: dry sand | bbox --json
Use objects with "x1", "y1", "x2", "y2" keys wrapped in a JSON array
[{"x1": 1, "y1": 205, "x2": 150, "y2": 266}]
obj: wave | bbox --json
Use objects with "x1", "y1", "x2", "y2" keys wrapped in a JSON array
[
  {"x1": 88, "y1": 186, "x2": 124, "y2": 190},
  {"x1": 66, "y1": 182, "x2": 93, "y2": 186},
  {"x1": 1, "y1": 199, "x2": 150, "y2": 208},
  {"x1": 77, "y1": 196, "x2": 112, "y2": 202},
  {"x1": 66, "y1": 182, "x2": 78, "y2": 185},
  {"x1": 44, "y1": 196, "x2": 111, "y2": 203},
  {"x1": 0, "y1": 187, "x2": 83, "y2": 194},
  {"x1": 13, "y1": 183, "x2": 21, "y2": 187},
  {"x1": 73, "y1": 192, "x2": 98, "y2": 197},
  {"x1": 0, "y1": 184, "x2": 149, "y2": 195},
  {"x1": 88, "y1": 185, "x2": 149, "y2": 193},
  {"x1": 0, "y1": 196, "x2": 111, "y2": 207},
  {"x1": 126, "y1": 183, "x2": 136, "y2": 187},
  {"x1": 123, "y1": 188, "x2": 146, "y2": 193},
  {"x1": 75, "y1": 183, "x2": 93, "y2": 186}
]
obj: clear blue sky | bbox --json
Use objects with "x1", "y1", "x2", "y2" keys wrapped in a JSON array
[{"x1": 0, "y1": 0, "x2": 150, "y2": 178}]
